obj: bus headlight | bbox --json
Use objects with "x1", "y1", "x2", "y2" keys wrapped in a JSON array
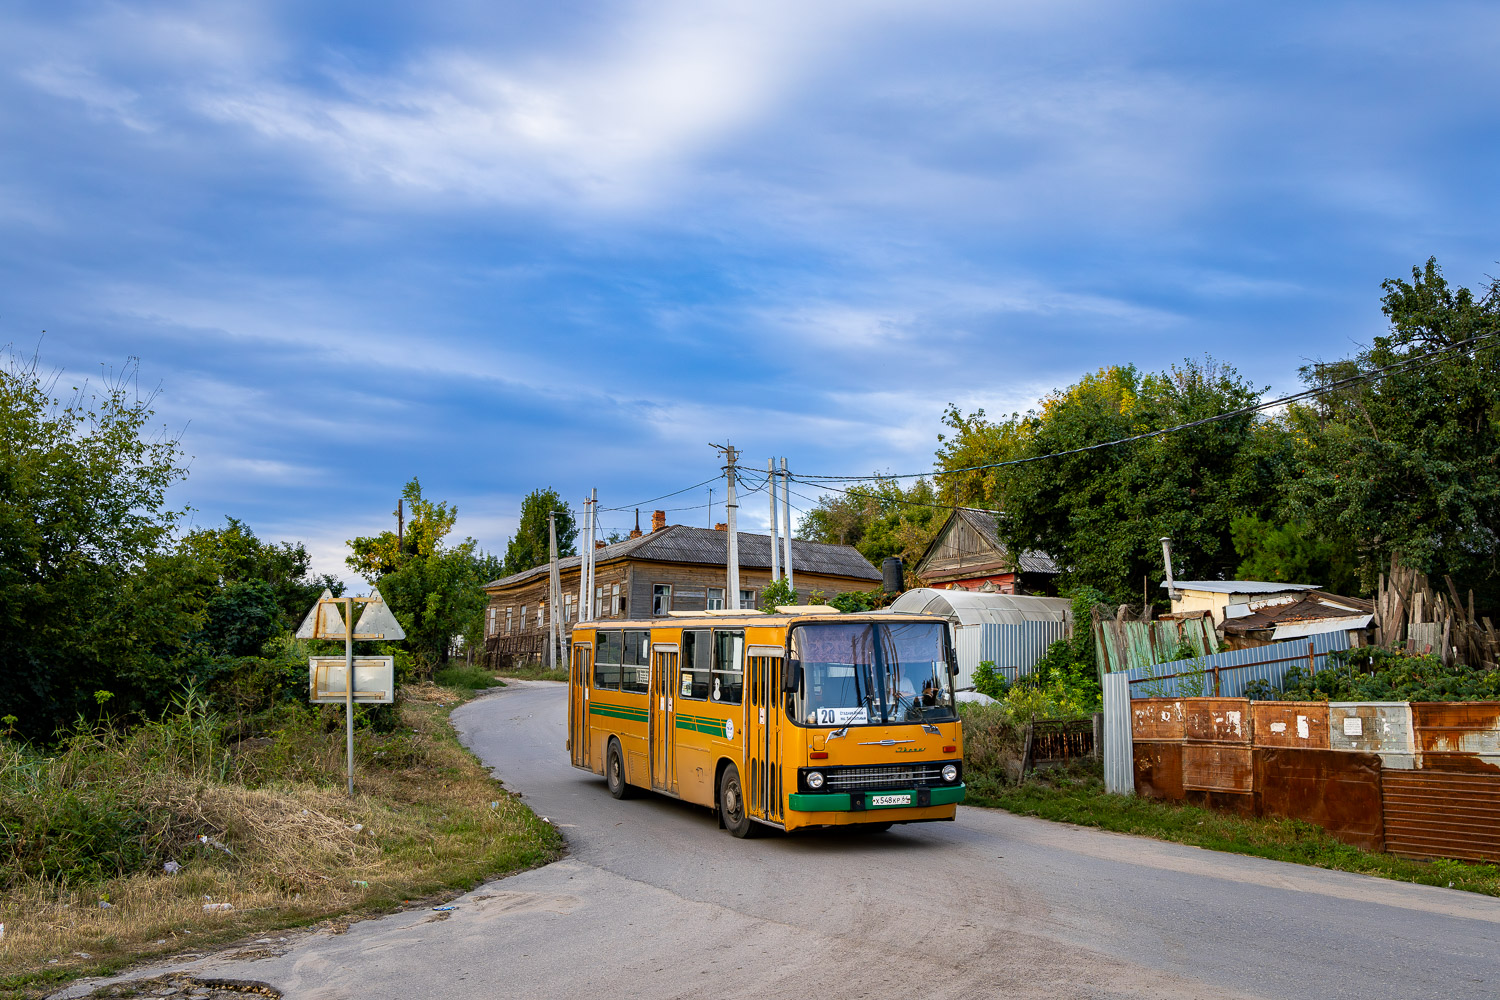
[
  {"x1": 942, "y1": 764, "x2": 959, "y2": 783},
  {"x1": 807, "y1": 771, "x2": 825, "y2": 790}
]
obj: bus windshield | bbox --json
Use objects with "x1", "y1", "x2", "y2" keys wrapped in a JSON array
[{"x1": 789, "y1": 621, "x2": 956, "y2": 727}]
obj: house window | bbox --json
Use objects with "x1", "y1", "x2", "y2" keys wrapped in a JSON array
[
  {"x1": 537, "y1": 603, "x2": 545, "y2": 629},
  {"x1": 505, "y1": 607, "x2": 513, "y2": 634},
  {"x1": 520, "y1": 605, "x2": 527, "y2": 631},
  {"x1": 653, "y1": 584, "x2": 671, "y2": 616},
  {"x1": 594, "y1": 586, "x2": 604, "y2": 619},
  {"x1": 564, "y1": 594, "x2": 575, "y2": 622},
  {"x1": 487, "y1": 607, "x2": 496, "y2": 636},
  {"x1": 706, "y1": 587, "x2": 724, "y2": 611},
  {"x1": 739, "y1": 589, "x2": 755, "y2": 610},
  {"x1": 610, "y1": 583, "x2": 621, "y2": 617}
]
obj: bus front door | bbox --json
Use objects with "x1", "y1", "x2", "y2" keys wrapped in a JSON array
[
  {"x1": 651, "y1": 648, "x2": 678, "y2": 794},
  {"x1": 751, "y1": 656, "x2": 784, "y2": 824},
  {"x1": 571, "y1": 644, "x2": 590, "y2": 769}
]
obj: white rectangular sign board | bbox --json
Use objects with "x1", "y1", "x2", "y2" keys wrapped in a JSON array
[{"x1": 309, "y1": 656, "x2": 396, "y2": 704}]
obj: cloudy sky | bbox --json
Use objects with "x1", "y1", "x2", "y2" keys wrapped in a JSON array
[{"x1": 4, "y1": 1, "x2": 1497, "y2": 585}]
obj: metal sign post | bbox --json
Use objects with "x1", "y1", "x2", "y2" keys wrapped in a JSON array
[
  {"x1": 344, "y1": 596, "x2": 355, "y2": 796},
  {"x1": 297, "y1": 588, "x2": 406, "y2": 796}
]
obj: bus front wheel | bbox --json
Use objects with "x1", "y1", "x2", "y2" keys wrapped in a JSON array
[
  {"x1": 719, "y1": 763, "x2": 755, "y2": 838},
  {"x1": 606, "y1": 739, "x2": 634, "y2": 799}
]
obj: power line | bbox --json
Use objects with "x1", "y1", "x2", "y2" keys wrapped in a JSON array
[
  {"x1": 598, "y1": 476, "x2": 722, "y2": 512},
  {"x1": 793, "y1": 329, "x2": 1500, "y2": 483}
]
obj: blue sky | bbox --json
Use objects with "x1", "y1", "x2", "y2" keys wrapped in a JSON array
[{"x1": 4, "y1": 1, "x2": 1497, "y2": 586}]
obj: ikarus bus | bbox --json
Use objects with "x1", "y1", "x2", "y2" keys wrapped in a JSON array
[{"x1": 567, "y1": 608, "x2": 965, "y2": 836}]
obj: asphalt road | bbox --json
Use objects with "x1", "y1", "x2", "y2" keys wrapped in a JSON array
[{"x1": 61, "y1": 680, "x2": 1500, "y2": 999}]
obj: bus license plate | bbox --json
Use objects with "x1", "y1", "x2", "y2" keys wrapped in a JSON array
[{"x1": 870, "y1": 793, "x2": 911, "y2": 807}]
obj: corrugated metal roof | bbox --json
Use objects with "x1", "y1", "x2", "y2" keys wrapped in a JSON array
[
  {"x1": 954, "y1": 508, "x2": 1059, "y2": 575},
  {"x1": 483, "y1": 524, "x2": 880, "y2": 591},
  {"x1": 887, "y1": 587, "x2": 1072, "y2": 626},
  {"x1": 1163, "y1": 580, "x2": 1322, "y2": 595}
]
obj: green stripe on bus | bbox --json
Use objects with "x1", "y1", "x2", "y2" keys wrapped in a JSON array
[
  {"x1": 674, "y1": 717, "x2": 727, "y2": 736},
  {"x1": 589, "y1": 704, "x2": 647, "y2": 722}
]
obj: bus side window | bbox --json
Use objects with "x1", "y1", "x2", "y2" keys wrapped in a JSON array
[
  {"x1": 679, "y1": 630, "x2": 711, "y2": 699},
  {"x1": 711, "y1": 631, "x2": 743, "y2": 704}
]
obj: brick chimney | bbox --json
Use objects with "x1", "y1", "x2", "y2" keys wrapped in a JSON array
[
  {"x1": 595, "y1": 540, "x2": 606, "y2": 549},
  {"x1": 652, "y1": 510, "x2": 667, "y2": 533},
  {"x1": 629, "y1": 508, "x2": 643, "y2": 539},
  {"x1": 714, "y1": 522, "x2": 728, "y2": 531}
]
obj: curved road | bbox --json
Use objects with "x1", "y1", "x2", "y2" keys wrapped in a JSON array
[{"x1": 65, "y1": 681, "x2": 1500, "y2": 999}]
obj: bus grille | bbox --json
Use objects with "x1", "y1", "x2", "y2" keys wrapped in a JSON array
[{"x1": 824, "y1": 764, "x2": 945, "y2": 790}]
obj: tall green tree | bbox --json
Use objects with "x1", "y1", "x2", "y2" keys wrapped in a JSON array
[
  {"x1": 995, "y1": 359, "x2": 1293, "y2": 606},
  {"x1": 503, "y1": 488, "x2": 577, "y2": 577},
  {"x1": 796, "y1": 477, "x2": 940, "y2": 569},
  {"x1": 347, "y1": 478, "x2": 496, "y2": 673},
  {"x1": 1288, "y1": 258, "x2": 1500, "y2": 606},
  {"x1": 0, "y1": 355, "x2": 194, "y2": 739},
  {"x1": 178, "y1": 516, "x2": 341, "y2": 628},
  {"x1": 932, "y1": 404, "x2": 1030, "y2": 508}
]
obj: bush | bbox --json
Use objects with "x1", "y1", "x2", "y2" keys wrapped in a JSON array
[
  {"x1": 1278, "y1": 645, "x2": 1500, "y2": 702},
  {"x1": 973, "y1": 661, "x2": 1009, "y2": 700}
]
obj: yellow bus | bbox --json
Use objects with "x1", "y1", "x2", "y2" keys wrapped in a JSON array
[{"x1": 567, "y1": 609, "x2": 965, "y2": 837}]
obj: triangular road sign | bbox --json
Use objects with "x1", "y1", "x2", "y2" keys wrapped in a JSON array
[
  {"x1": 295, "y1": 589, "x2": 347, "y2": 640},
  {"x1": 355, "y1": 589, "x2": 406, "y2": 641}
]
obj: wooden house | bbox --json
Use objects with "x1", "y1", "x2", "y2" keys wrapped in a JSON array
[
  {"x1": 481, "y1": 510, "x2": 881, "y2": 666},
  {"x1": 911, "y1": 507, "x2": 1059, "y2": 595}
]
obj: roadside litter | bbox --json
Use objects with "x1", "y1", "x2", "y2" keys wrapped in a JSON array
[
  {"x1": 432, "y1": 905, "x2": 458, "y2": 912},
  {"x1": 164, "y1": 860, "x2": 181, "y2": 875},
  {"x1": 198, "y1": 834, "x2": 232, "y2": 854},
  {"x1": 203, "y1": 902, "x2": 234, "y2": 912}
]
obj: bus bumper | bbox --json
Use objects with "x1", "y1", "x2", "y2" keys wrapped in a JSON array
[{"x1": 787, "y1": 784, "x2": 966, "y2": 812}]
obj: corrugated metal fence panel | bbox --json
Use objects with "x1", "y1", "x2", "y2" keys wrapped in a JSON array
[
  {"x1": 1134, "y1": 741, "x2": 1183, "y2": 799},
  {"x1": 1131, "y1": 698, "x2": 1185, "y2": 741},
  {"x1": 1182, "y1": 744, "x2": 1253, "y2": 792},
  {"x1": 1095, "y1": 617, "x2": 1219, "y2": 675},
  {"x1": 1410, "y1": 702, "x2": 1500, "y2": 772},
  {"x1": 1183, "y1": 699, "x2": 1252, "y2": 743},
  {"x1": 1251, "y1": 702, "x2": 1330, "y2": 749},
  {"x1": 1329, "y1": 702, "x2": 1413, "y2": 755},
  {"x1": 1124, "y1": 631, "x2": 1351, "y2": 698},
  {"x1": 956, "y1": 620, "x2": 1071, "y2": 690},
  {"x1": 1383, "y1": 769, "x2": 1500, "y2": 862},
  {"x1": 1102, "y1": 672, "x2": 1134, "y2": 795},
  {"x1": 1256, "y1": 748, "x2": 1384, "y2": 853}
]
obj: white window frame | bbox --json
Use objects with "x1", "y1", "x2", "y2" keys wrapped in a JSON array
[
  {"x1": 706, "y1": 587, "x2": 724, "y2": 611},
  {"x1": 739, "y1": 589, "x2": 755, "y2": 610},
  {"x1": 610, "y1": 583, "x2": 621, "y2": 616},
  {"x1": 520, "y1": 605, "x2": 527, "y2": 631},
  {"x1": 653, "y1": 584, "x2": 672, "y2": 616},
  {"x1": 506, "y1": 607, "x2": 513, "y2": 634},
  {"x1": 487, "y1": 607, "x2": 496, "y2": 636}
]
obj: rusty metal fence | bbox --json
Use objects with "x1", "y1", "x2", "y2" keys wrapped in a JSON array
[{"x1": 1130, "y1": 697, "x2": 1500, "y2": 862}]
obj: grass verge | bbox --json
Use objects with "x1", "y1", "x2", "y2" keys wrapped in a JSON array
[
  {"x1": 0, "y1": 681, "x2": 562, "y2": 999},
  {"x1": 431, "y1": 663, "x2": 504, "y2": 692},
  {"x1": 969, "y1": 764, "x2": 1500, "y2": 897},
  {"x1": 494, "y1": 663, "x2": 569, "y2": 683}
]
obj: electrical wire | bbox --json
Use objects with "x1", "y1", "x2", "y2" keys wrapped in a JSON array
[
  {"x1": 597, "y1": 476, "x2": 722, "y2": 512},
  {"x1": 792, "y1": 328, "x2": 1500, "y2": 483}
]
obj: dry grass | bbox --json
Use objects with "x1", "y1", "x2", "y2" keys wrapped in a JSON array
[{"x1": 0, "y1": 686, "x2": 562, "y2": 998}]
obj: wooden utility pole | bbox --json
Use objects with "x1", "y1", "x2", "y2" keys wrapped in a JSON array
[{"x1": 548, "y1": 511, "x2": 561, "y2": 668}]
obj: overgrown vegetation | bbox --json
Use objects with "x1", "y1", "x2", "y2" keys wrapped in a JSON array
[
  {"x1": 0, "y1": 681, "x2": 561, "y2": 994},
  {"x1": 1266, "y1": 646, "x2": 1500, "y2": 702}
]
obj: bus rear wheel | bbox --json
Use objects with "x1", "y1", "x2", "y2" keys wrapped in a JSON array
[
  {"x1": 606, "y1": 739, "x2": 634, "y2": 799},
  {"x1": 719, "y1": 763, "x2": 755, "y2": 838}
]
